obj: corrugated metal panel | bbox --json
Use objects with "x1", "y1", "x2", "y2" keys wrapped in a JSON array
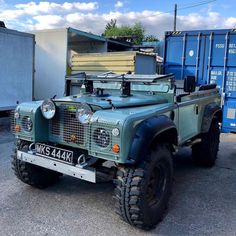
[
  {"x1": 71, "y1": 52, "x2": 136, "y2": 74},
  {"x1": 71, "y1": 51, "x2": 157, "y2": 75},
  {"x1": 163, "y1": 29, "x2": 236, "y2": 133}
]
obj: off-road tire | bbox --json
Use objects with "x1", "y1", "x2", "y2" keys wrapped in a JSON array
[
  {"x1": 12, "y1": 141, "x2": 61, "y2": 188},
  {"x1": 192, "y1": 119, "x2": 220, "y2": 167},
  {"x1": 114, "y1": 143, "x2": 173, "y2": 230}
]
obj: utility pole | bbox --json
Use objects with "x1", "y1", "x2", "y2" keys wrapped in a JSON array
[{"x1": 174, "y1": 3, "x2": 177, "y2": 31}]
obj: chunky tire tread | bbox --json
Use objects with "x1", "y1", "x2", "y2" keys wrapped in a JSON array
[
  {"x1": 192, "y1": 119, "x2": 220, "y2": 167},
  {"x1": 114, "y1": 144, "x2": 173, "y2": 230},
  {"x1": 12, "y1": 142, "x2": 61, "y2": 189}
]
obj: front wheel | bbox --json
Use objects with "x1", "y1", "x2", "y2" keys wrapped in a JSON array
[
  {"x1": 192, "y1": 119, "x2": 220, "y2": 167},
  {"x1": 114, "y1": 143, "x2": 173, "y2": 230},
  {"x1": 12, "y1": 141, "x2": 61, "y2": 189}
]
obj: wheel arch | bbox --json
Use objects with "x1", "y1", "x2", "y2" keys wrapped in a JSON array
[
  {"x1": 128, "y1": 115, "x2": 178, "y2": 164},
  {"x1": 152, "y1": 127, "x2": 178, "y2": 151},
  {"x1": 201, "y1": 103, "x2": 222, "y2": 133}
]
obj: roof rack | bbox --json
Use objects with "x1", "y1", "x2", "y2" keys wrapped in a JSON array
[
  {"x1": 67, "y1": 72, "x2": 174, "y2": 82},
  {"x1": 65, "y1": 72, "x2": 174, "y2": 96}
]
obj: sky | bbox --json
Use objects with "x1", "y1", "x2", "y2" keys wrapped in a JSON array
[{"x1": 0, "y1": 0, "x2": 235, "y2": 39}]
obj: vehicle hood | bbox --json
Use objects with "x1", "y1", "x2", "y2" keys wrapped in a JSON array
[{"x1": 54, "y1": 94, "x2": 168, "y2": 109}]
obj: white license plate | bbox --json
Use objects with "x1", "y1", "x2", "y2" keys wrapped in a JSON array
[{"x1": 35, "y1": 143, "x2": 73, "y2": 164}]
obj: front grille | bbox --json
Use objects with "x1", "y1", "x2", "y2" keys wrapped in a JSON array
[
  {"x1": 10, "y1": 110, "x2": 16, "y2": 134},
  {"x1": 50, "y1": 104, "x2": 88, "y2": 146},
  {"x1": 63, "y1": 108, "x2": 85, "y2": 144},
  {"x1": 51, "y1": 112, "x2": 60, "y2": 135}
]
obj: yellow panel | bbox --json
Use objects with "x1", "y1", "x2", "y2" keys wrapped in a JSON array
[
  {"x1": 71, "y1": 66, "x2": 134, "y2": 72},
  {"x1": 72, "y1": 56, "x2": 135, "y2": 63},
  {"x1": 72, "y1": 70, "x2": 134, "y2": 74},
  {"x1": 71, "y1": 61, "x2": 134, "y2": 67},
  {"x1": 70, "y1": 52, "x2": 138, "y2": 74}
]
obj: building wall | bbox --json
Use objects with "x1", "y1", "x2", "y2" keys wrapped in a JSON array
[{"x1": 34, "y1": 29, "x2": 68, "y2": 100}]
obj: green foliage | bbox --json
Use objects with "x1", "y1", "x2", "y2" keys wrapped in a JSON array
[
  {"x1": 103, "y1": 20, "x2": 145, "y2": 45},
  {"x1": 105, "y1": 19, "x2": 117, "y2": 31}
]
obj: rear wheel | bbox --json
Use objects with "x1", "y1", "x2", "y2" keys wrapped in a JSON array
[
  {"x1": 192, "y1": 119, "x2": 220, "y2": 167},
  {"x1": 12, "y1": 140, "x2": 61, "y2": 189},
  {"x1": 114, "y1": 143, "x2": 173, "y2": 230}
]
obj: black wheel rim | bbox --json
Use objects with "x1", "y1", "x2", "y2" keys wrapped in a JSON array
[{"x1": 146, "y1": 162, "x2": 167, "y2": 208}]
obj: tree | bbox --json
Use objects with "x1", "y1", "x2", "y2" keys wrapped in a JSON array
[
  {"x1": 103, "y1": 21, "x2": 145, "y2": 45},
  {"x1": 132, "y1": 23, "x2": 145, "y2": 45},
  {"x1": 105, "y1": 19, "x2": 117, "y2": 31}
]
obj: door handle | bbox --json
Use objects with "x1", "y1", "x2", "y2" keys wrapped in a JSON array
[{"x1": 195, "y1": 105, "x2": 199, "y2": 115}]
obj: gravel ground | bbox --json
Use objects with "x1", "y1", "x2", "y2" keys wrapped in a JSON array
[{"x1": 0, "y1": 117, "x2": 236, "y2": 236}]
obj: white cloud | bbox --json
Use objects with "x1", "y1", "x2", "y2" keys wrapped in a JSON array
[
  {"x1": 56, "y1": 10, "x2": 232, "y2": 38},
  {"x1": 115, "y1": 1, "x2": 123, "y2": 9},
  {"x1": 15, "y1": 1, "x2": 98, "y2": 15},
  {"x1": 0, "y1": 1, "x2": 99, "y2": 21},
  {"x1": 1, "y1": 2, "x2": 236, "y2": 38},
  {"x1": 0, "y1": 9, "x2": 24, "y2": 20},
  {"x1": 225, "y1": 17, "x2": 236, "y2": 28},
  {"x1": 33, "y1": 15, "x2": 64, "y2": 30}
]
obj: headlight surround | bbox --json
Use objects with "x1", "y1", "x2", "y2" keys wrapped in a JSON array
[
  {"x1": 93, "y1": 128, "x2": 110, "y2": 148},
  {"x1": 14, "y1": 111, "x2": 20, "y2": 119},
  {"x1": 76, "y1": 103, "x2": 93, "y2": 124},
  {"x1": 40, "y1": 100, "x2": 56, "y2": 119},
  {"x1": 22, "y1": 116, "x2": 33, "y2": 132}
]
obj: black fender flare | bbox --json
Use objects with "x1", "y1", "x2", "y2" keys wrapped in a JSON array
[
  {"x1": 201, "y1": 103, "x2": 222, "y2": 133},
  {"x1": 128, "y1": 115, "x2": 178, "y2": 164}
]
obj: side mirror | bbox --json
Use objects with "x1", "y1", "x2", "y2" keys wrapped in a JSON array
[{"x1": 184, "y1": 76, "x2": 196, "y2": 93}]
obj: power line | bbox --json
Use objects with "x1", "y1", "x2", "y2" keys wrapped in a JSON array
[
  {"x1": 178, "y1": 0, "x2": 217, "y2": 11},
  {"x1": 173, "y1": 0, "x2": 216, "y2": 31},
  {"x1": 154, "y1": 0, "x2": 217, "y2": 17},
  {"x1": 179, "y1": 0, "x2": 216, "y2": 8}
]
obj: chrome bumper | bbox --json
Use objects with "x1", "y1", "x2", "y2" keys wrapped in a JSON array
[{"x1": 17, "y1": 150, "x2": 96, "y2": 183}]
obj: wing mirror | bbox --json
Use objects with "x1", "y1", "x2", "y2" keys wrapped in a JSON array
[{"x1": 184, "y1": 76, "x2": 196, "y2": 93}]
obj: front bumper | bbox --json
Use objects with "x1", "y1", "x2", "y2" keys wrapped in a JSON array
[{"x1": 17, "y1": 150, "x2": 96, "y2": 183}]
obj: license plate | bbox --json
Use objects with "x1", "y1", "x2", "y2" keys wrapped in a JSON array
[{"x1": 35, "y1": 143, "x2": 73, "y2": 164}]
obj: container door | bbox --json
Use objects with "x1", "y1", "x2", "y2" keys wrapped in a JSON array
[
  {"x1": 205, "y1": 33, "x2": 226, "y2": 87},
  {"x1": 164, "y1": 33, "x2": 206, "y2": 84},
  {"x1": 164, "y1": 35, "x2": 183, "y2": 80},
  {"x1": 205, "y1": 32, "x2": 236, "y2": 132},
  {"x1": 222, "y1": 33, "x2": 236, "y2": 132},
  {"x1": 183, "y1": 35, "x2": 200, "y2": 80}
]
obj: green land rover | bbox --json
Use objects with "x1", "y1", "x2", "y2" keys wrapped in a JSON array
[{"x1": 12, "y1": 73, "x2": 221, "y2": 229}]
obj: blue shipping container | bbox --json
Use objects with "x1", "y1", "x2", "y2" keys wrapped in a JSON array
[{"x1": 163, "y1": 29, "x2": 236, "y2": 133}]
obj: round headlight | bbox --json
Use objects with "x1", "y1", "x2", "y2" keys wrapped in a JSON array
[
  {"x1": 76, "y1": 103, "x2": 93, "y2": 124},
  {"x1": 41, "y1": 100, "x2": 56, "y2": 119},
  {"x1": 93, "y1": 128, "x2": 110, "y2": 148},
  {"x1": 22, "y1": 116, "x2": 33, "y2": 132}
]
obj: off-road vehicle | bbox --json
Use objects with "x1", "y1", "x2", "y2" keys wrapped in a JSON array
[{"x1": 12, "y1": 72, "x2": 221, "y2": 230}]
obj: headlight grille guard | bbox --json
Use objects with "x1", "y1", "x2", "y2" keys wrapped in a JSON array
[{"x1": 49, "y1": 103, "x2": 121, "y2": 153}]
